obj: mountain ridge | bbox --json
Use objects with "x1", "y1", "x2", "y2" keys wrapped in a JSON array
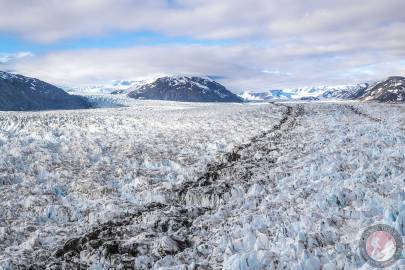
[
  {"x1": 127, "y1": 76, "x2": 243, "y2": 103},
  {"x1": 0, "y1": 71, "x2": 91, "y2": 111},
  {"x1": 14, "y1": 73, "x2": 405, "y2": 104},
  {"x1": 240, "y1": 76, "x2": 405, "y2": 102}
]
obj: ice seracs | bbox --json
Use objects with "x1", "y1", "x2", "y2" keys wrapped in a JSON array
[
  {"x1": 0, "y1": 99, "x2": 403, "y2": 269},
  {"x1": 0, "y1": 100, "x2": 285, "y2": 268}
]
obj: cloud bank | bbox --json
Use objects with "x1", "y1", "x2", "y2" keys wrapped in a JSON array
[{"x1": 0, "y1": 0, "x2": 404, "y2": 90}]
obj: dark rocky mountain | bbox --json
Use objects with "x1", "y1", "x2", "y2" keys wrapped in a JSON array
[
  {"x1": 319, "y1": 76, "x2": 405, "y2": 102},
  {"x1": 361, "y1": 76, "x2": 405, "y2": 102},
  {"x1": 127, "y1": 76, "x2": 243, "y2": 102},
  {"x1": 0, "y1": 71, "x2": 91, "y2": 111}
]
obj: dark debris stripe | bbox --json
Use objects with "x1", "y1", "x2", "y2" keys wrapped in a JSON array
[{"x1": 27, "y1": 104, "x2": 303, "y2": 269}]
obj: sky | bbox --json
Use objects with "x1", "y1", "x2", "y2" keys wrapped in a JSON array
[{"x1": 0, "y1": 0, "x2": 405, "y2": 92}]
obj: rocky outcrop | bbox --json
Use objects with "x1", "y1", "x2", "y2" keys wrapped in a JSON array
[{"x1": 361, "y1": 76, "x2": 405, "y2": 102}]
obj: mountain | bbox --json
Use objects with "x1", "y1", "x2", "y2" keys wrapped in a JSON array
[
  {"x1": 361, "y1": 76, "x2": 405, "y2": 102},
  {"x1": 293, "y1": 84, "x2": 370, "y2": 100},
  {"x1": 0, "y1": 71, "x2": 91, "y2": 111},
  {"x1": 240, "y1": 77, "x2": 405, "y2": 103},
  {"x1": 127, "y1": 76, "x2": 243, "y2": 102},
  {"x1": 320, "y1": 84, "x2": 370, "y2": 99},
  {"x1": 239, "y1": 85, "x2": 368, "y2": 102}
]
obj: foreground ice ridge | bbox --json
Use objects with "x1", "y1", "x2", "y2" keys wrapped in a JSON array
[{"x1": 0, "y1": 101, "x2": 404, "y2": 269}]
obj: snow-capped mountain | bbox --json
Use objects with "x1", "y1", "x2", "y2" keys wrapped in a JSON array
[
  {"x1": 361, "y1": 76, "x2": 405, "y2": 102},
  {"x1": 61, "y1": 75, "x2": 405, "y2": 104},
  {"x1": 240, "y1": 90, "x2": 294, "y2": 101},
  {"x1": 239, "y1": 85, "x2": 368, "y2": 102},
  {"x1": 127, "y1": 76, "x2": 243, "y2": 102},
  {"x1": 310, "y1": 76, "x2": 405, "y2": 102},
  {"x1": 319, "y1": 84, "x2": 370, "y2": 99},
  {"x1": 65, "y1": 80, "x2": 152, "y2": 95},
  {"x1": 293, "y1": 84, "x2": 370, "y2": 100},
  {"x1": 0, "y1": 71, "x2": 91, "y2": 111},
  {"x1": 240, "y1": 77, "x2": 405, "y2": 102}
]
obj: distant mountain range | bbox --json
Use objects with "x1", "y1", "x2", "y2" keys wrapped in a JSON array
[
  {"x1": 68, "y1": 76, "x2": 244, "y2": 103},
  {"x1": 241, "y1": 76, "x2": 405, "y2": 102},
  {"x1": 66, "y1": 75, "x2": 405, "y2": 103},
  {"x1": 0, "y1": 71, "x2": 91, "y2": 111},
  {"x1": 127, "y1": 76, "x2": 243, "y2": 103},
  {"x1": 240, "y1": 84, "x2": 369, "y2": 101},
  {"x1": 1, "y1": 71, "x2": 402, "y2": 112},
  {"x1": 65, "y1": 80, "x2": 154, "y2": 95}
]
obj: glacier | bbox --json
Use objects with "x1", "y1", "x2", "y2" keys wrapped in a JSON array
[{"x1": 0, "y1": 98, "x2": 404, "y2": 269}]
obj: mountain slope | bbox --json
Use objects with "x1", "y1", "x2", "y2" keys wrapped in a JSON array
[
  {"x1": 317, "y1": 84, "x2": 370, "y2": 99},
  {"x1": 240, "y1": 76, "x2": 405, "y2": 103},
  {"x1": 0, "y1": 71, "x2": 91, "y2": 111},
  {"x1": 240, "y1": 85, "x2": 370, "y2": 102},
  {"x1": 361, "y1": 76, "x2": 405, "y2": 102},
  {"x1": 128, "y1": 76, "x2": 243, "y2": 102}
]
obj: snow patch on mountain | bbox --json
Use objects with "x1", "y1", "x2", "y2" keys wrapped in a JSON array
[
  {"x1": 362, "y1": 76, "x2": 405, "y2": 102},
  {"x1": 1, "y1": 71, "x2": 42, "y2": 91}
]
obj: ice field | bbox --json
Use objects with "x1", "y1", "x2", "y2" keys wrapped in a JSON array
[{"x1": 0, "y1": 99, "x2": 404, "y2": 269}]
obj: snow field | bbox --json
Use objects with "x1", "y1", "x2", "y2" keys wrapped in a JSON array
[
  {"x1": 199, "y1": 103, "x2": 404, "y2": 269},
  {"x1": 0, "y1": 100, "x2": 403, "y2": 269},
  {"x1": 0, "y1": 100, "x2": 285, "y2": 267}
]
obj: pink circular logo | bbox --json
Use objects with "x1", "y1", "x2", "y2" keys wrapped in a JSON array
[{"x1": 360, "y1": 224, "x2": 403, "y2": 268}]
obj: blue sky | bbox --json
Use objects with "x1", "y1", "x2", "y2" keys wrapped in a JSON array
[
  {"x1": 0, "y1": 31, "x2": 236, "y2": 54},
  {"x1": 0, "y1": 0, "x2": 404, "y2": 91}
]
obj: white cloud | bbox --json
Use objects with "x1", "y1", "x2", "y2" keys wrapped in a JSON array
[
  {"x1": 0, "y1": 51, "x2": 33, "y2": 63},
  {"x1": 0, "y1": 0, "x2": 404, "y2": 90},
  {"x1": 4, "y1": 44, "x2": 404, "y2": 92},
  {"x1": 261, "y1": 70, "x2": 292, "y2": 76},
  {"x1": 0, "y1": 0, "x2": 404, "y2": 44}
]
